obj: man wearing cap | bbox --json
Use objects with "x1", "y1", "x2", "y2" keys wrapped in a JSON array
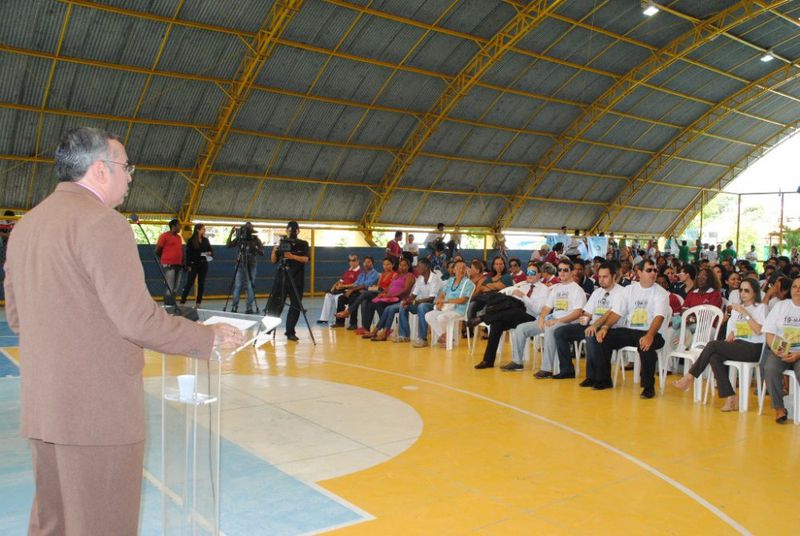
[{"x1": 267, "y1": 221, "x2": 310, "y2": 341}]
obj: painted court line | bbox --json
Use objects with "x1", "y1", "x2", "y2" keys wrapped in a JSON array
[{"x1": 324, "y1": 359, "x2": 752, "y2": 536}]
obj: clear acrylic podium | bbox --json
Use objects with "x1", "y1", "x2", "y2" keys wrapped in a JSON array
[{"x1": 159, "y1": 309, "x2": 280, "y2": 535}]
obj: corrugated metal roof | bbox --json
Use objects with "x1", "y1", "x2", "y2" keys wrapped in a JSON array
[{"x1": 1, "y1": 0, "x2": 799, "y2": 237}]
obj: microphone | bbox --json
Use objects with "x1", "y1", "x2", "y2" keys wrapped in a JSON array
[{"x1": 131, "y1": 214, "x2": 198, "y2": 321}]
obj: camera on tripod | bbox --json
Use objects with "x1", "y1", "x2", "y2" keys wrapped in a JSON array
[
  {"x1": 236, "y1": 225, "x2": 255, "y2": 241},
  {"x1": 277, "y1": 236, "x2": 296, "y2": 258}
]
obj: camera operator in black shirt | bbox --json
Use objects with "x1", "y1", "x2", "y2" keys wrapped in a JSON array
[{"x1": 267, "y1": 220, "x2": 310, "y2": 341}]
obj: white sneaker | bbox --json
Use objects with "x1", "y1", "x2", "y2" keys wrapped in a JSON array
[{"x1": 412, "y1": 339, "x2": 428, "y2": 348}]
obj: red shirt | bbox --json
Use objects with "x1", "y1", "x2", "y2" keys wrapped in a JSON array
[
  {"x1": 377, "y1": 270, "x2": 396, "y2": 290},
  {"x1": 511, "y1": 271, "x2": 527, "y2": 284},
  {"x1": 340, "y1": 267, "x2": 360, "y2": 285},
  {"x1": 682, "y1": 288, "x2": 723, "y2": 311},
  {"x1": 156, "y1": 232, "x2": 184, "y2": 265},
  {"x1": 386, "y1": 240, "x2": 402, "y2": 260}
]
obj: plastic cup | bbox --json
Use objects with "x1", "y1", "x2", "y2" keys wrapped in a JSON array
[{"x1": 177, "y1": 374, "x2": 196, "y2": 401}]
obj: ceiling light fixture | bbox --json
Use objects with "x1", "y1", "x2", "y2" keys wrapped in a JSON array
[
  {"x1": 642, "y1": 1, "x2": 659, "y2": 16},
  {"x1": 760, "y1": 51, "x2": 774, "y2": 62}
]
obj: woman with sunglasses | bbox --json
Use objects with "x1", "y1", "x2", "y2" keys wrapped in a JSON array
[{"x1": 672, "y1": 278, "x2": 766, "y2": 411}]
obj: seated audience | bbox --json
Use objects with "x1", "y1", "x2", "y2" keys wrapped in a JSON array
[
  {"x1": 467, "y1": 256, "x2": 513, "y2": 324},
  {"x1": 762, "y1": 277, "x2": 800, "y2": 423},
  {"x1": 396, "y1": 258, "x2": 443, "y2": 347},
  {"x1": 333, "y1": 256, "x2": 378, "y2": 327},
  {"x1": 425, "y1": 260, "x2": 476, "y2": 347},
  {"x1": 318, "y1": 254, "x2": 361, "y2": 324},
  {"x1": 365, "y1": 258, "x2": 416, "y2": 341},
  {"x1": 552, "y1": 262, "x2": 626, "y2": 379},
  {"x1": 672, "y1": 278, "x2": 766, "y2": 411},
  {"x1": 472, "y1": 264, "x2": 549, "y2": 369},
  {"x1": 508, "y1": 257, "x2": 527, "y2": 283},
  {"x1": 504, "y1": 259, "x2": 586, "y2": 374}
]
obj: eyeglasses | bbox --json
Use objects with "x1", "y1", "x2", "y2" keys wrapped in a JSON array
[
  {"x1": 526, "y1": 270, "x2": 538, "y2": 276},
  {"x1": 104, "y1": 160, "x2": 135, "y2": 175},
  {"x1": 643, "y1": 268, "x2": 657, "y2": 273},
  {"x1": 740, "y1": 288, "x2": 752, "y2": 293},
  {"x1": 558, "y1": 268, "x2": 571, "y2": 273}
]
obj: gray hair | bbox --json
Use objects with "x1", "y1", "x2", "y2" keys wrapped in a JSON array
[
  {"x1": 540, "y1": 262, "x2": 557, "y2": 276},
  {"x1": 55, "y1": 127, "x2": 120, "y2": 182}
]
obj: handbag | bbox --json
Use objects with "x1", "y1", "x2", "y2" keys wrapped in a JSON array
[{"x1": 482, "y1": 293, "x2": 525, "y2": 323}]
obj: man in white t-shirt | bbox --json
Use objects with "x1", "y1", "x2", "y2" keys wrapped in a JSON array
[
  {"x1": 594, "y1": 259, "x2": 671, "y2": 398},
  {"x1": 763, "y1": 277, "x2": 800, "y2": 423},
  {"x1": 552, "y1": 262, "x2": 626, "y2": 379},
  {"x1": 503, "y1": 259, "x2": 586, "y2": 374}
]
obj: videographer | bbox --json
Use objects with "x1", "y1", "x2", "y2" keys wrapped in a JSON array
[
  {"x1": 267, "y1": 221, "x2": 309, "y2": 341},
  {"x1": 227, "y1": 222, "x2": 264, "y2": 314}
]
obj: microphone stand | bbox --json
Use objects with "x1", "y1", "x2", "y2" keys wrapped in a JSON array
[{"x1": 130, "y1": 214, "x2": 199, "y2": 321}]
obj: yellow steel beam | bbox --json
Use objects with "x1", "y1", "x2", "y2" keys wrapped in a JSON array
[
  {"x1": 357, "y1": 0, "x2": 566, "y2": 239},
  {"x1": 24, "y1": 4, "x2": 72, "y2": 208},
  {"x1": 663, "y1": 119, "x2": 800, "y2": 237},
  {"x1": 591, "y1": 61, "x2": 800, "y2": 234},
  {"x1": 122, "y1": 0, "x2": 186, "y2": 146},
  {"x1": 0, "y1": 42, "x2": 764, "y2": 149},
  {"x1": 493, "y1": 0, "x2": 786, "y2": 232},
  {"x1": 177, "y1": 0, "x2": 304, "y2": 225}
]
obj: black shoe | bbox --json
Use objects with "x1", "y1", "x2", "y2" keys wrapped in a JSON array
[
  {"x1": 593, "y1": 381, "x2": 613, "y2": 390},
  {"x1": 316, "y1": 320, "x2": 328, "y2": 325},
  {"x1": 474, "y1": 361, "x2": 493, "y2": 369},
  {"x1": 466, "y1": 316, "x2": 484, "y2": 328},
  {"x1": 346, "y1": 325, "x2": 358, "y2": 331},
  {"x1": 552, "y1": 371, "x2": 576, "y2": 379},
  {"x1": 579, "y1": 378, "x2": 595, "y2": 388},
  {"x1": 640, "y1": 387, "x2": 655, "y2": 399},
  {"x1": 231, "y1": 306, "x2": 238, "y2": 313},
  {"x1": 245, "y1": 309, "x2": 254, "y2": 315},
  {"x1": 533, "y1": 370, "x2": 553, "y2": 379},
  {"x1": 286, "y1": 334, "x2": 299, "y2": 342},
  {"x1": 500, "y1": 362, "x2": 524, "y2": 371}
]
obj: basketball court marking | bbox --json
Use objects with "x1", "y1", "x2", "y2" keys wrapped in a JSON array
[{"x1": 324, "y1": 359, "x2": 752, "y2": 536}]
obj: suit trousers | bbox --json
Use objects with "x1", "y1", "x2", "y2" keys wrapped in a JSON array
[
  {"x1": 481, "y1": 310, "x2": 535, "y2": 366},
  {"x1": 554, "y1": 323, "x2": 588, "y2": 375},
  {"x1": 600, "y1": 328, "x2": 665, "y2": 390},
  {"x1": 28, "y1": 438, "x2": 145, "y2": 536}
]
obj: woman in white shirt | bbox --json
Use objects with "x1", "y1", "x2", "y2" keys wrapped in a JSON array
[
  {"x1": 763, "y1": 277, "x2": 800, "y2": 423},
  {"x1": 672, "y1": 278, "x2": 766, "y2": 411}
]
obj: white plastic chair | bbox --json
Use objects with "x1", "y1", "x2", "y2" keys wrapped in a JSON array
[
  {"x1": 669, "y1": 305, "x2": 724, "y2": 402},
  {"x1": 705, "y1": 343, "x2": 766, "y2": 411},
  {"x1": 574, "y1": 339, "x2": 586, "y2": 376},
  {"x1": 786, "y1": 371, "x2": 800, "y2": 424},
  {"x1": 444, "y1": 295, "x2": 472, "y2": 350},
  {"x1": 612, "y1": 346, "x2": 666, "y2": 391}
]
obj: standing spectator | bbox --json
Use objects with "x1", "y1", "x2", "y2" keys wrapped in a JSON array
[
  {"x1": 423, "y1": 223, "x2": 446, "y2": 258},
  {"x1": 385, "y1": 230, "x2": 403, "y2": 267},
  {"x1": 403, "y1": 233, "x2": 419, "y2": 266},
  {"x1": 707, "y1": 244, "x2": 718, "y2": 264},
  {"x1": 446, "y1": 225, "x2": 462, "y2": 260},
  {"x1": 678, "y1": 240, "x2": 690, "y2": 264},
  {"x1": 0, "y1": 209, "x2": 15, "y2": 264},
  {"x1": 155, "y1": 218, "x2": 184, "y2": 306},
  {"x1": 720, "y1": 240, "x2": 737, "y2": 262},
  {"x1": 745, "y1": 244, "x2": 758, "y2": 266},
  {"x1": 180, "y1": 224, "x2": 213, "y2": 308}
]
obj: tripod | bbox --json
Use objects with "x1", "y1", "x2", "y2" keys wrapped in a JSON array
[
  {"x1": 267, "y1": 258, "x2": 316, "y2": 345},
  {"x1": 223, "y1": 236, "x2": 259, "y2": 314}
]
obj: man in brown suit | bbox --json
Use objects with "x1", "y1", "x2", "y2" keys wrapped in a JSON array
[{"x1": 3, "y1": 127, "x2": 244, "y2": 535}]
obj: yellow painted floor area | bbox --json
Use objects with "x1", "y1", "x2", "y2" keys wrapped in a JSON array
[{"x1": 139, "y1": 327, "x2": 797, "y2": 534}]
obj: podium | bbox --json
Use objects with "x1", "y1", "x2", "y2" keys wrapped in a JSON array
[{"x1": 159, "y1": 309, "x2": 280, "y2": 535}]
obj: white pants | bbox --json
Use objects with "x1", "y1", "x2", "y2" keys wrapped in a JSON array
[
  {"x1": 425, "y1": 309, "x2": 462, "y2": 340},
  {"x1": 319, "y1": 292, "x2": 339, "y2": 322}
]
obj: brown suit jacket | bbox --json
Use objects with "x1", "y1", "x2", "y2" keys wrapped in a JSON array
[{"x1": 4, "y1": 182, "x2": 215, "y2": 446}]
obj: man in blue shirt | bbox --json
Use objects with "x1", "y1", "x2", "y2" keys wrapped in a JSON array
[{"x1": 333, "y1": 256, "x2": 378, "y2": 327}]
